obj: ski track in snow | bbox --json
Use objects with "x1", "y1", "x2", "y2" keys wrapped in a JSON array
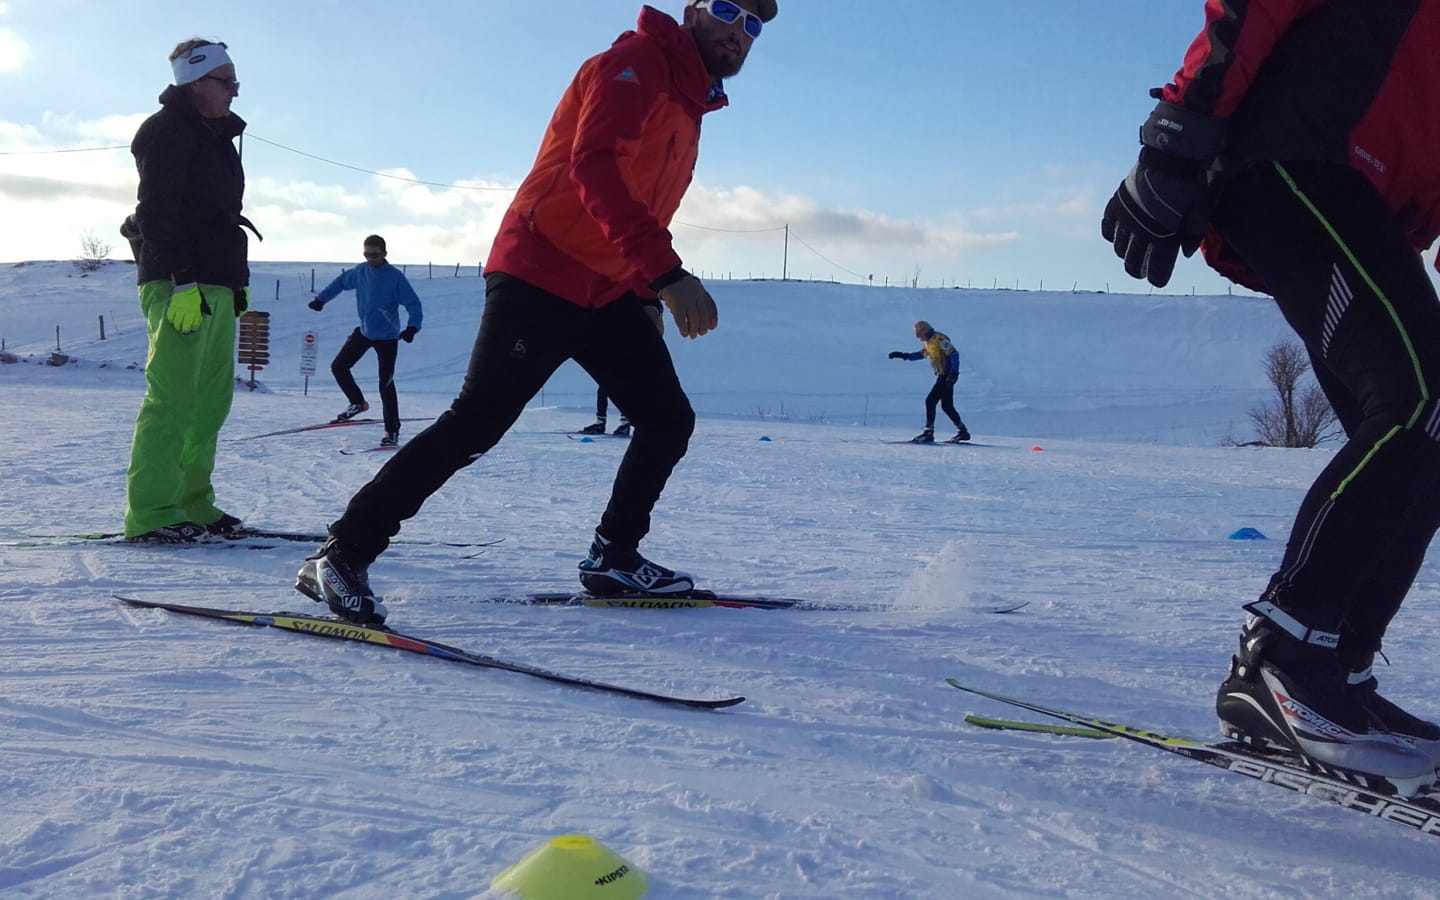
[{"x1": 3, "y1": 262, "x2": 1440, "y2": 898}]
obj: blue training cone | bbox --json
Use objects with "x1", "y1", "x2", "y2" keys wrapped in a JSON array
[
  {"x1": 1228, "y1": 527, "x2": 1268, "y2": 540},
  {"x1": 490, "y1": 834, "x2": 647, "y2": 899}
]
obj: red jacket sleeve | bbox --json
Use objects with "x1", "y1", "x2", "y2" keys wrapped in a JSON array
[
  {"x1": 568, "y1": 41, "x2": 684, "y2": 283},
  {"x1": 1162, "y1": 0, "x2": 1329, "y2": 116}
]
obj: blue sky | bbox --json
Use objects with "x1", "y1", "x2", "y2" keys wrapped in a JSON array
[{"x1": 1, "y1": 1, "x2": 1276, "y2": 294}]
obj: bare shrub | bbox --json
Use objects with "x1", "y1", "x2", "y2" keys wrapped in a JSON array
[
  {"x1": 1248, "y1": 341, "x2": 1341, "y2": 447},
  {"x1": 76, "y1": 230, "x2": 113, "y2": 272}
]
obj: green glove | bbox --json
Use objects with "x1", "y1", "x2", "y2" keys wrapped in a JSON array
[{"x1": 166, "y1": 283, "x2": 208, "y2": 334}]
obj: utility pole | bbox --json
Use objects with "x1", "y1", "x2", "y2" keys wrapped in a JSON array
[{"x1": 782, "y1": 224, "x2": 789, "y2": 281}]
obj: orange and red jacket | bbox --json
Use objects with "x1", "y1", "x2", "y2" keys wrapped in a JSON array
[
  {"x1": 486, "y1": 6, "x2": 727, "y2": 308},
  {"x1": 1161, "y1": 0, "x2": 1440, "y2": 289}
]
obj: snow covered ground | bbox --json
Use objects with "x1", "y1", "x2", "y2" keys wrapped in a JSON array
[{"x1": 4, "y1": 260, "x2": 1439, "y2": 898}]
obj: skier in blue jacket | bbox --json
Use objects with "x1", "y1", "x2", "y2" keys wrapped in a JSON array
[{"x1": 309, "y1": 235, "x2": 423, "y2": 445}]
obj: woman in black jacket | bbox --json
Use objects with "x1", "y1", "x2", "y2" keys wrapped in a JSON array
[{"x1": 122, "y1": 38, "x2": 252, "y2": 543}]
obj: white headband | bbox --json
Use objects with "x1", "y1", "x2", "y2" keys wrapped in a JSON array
[{"x1": 171, "y1": 44, "x2": 232, "y2": 85}]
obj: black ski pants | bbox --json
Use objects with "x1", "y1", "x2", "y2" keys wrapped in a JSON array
[
  {"x1": 330, "y1": 273, "x2": 694, "y2": 564},
  {"x1": 924, "y1": 373, "x2": 967, "y2": 432},
  {"x1": 1212, "y1": 161, "x2": 1440, "y2": 658},
  {"x1": 595, "y1": 386, "x2": 627, "y2": 423},
  {"x1": 332, "y1": 328, "x2": 400, "y2": 433}
]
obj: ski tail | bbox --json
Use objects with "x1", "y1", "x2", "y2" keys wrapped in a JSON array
[{"x1": 947, "y1": 679, "x2": 1200, "y2": 748}]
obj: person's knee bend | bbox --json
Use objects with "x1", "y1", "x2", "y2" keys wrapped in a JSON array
[
  {"x1": 641, "y1": 405, "x2": 694, "y2": 450},
  {"x1": 1382, "y1": 400, "x2": 1440, "y2": 466}
]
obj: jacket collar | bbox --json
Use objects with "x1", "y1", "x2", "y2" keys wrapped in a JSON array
[{"x1": 633, "y1": 5, "x2": 730, "y2": 113}]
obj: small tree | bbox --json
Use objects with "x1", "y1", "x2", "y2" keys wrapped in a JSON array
[
  {"x1": 76, "y1": 229, "x2": 112, "y2": 272},
  {"x1": 1248, "y1": 340, "x2": 1341, "y2": 447}
]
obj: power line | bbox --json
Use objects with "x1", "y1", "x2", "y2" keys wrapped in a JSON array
[
  {"x1": 673, "y1": 220, "x2": 786, "y2": 234},
  {"x1": 783, "y1": 228, "x2": 868, "y2": 281},
  {"x1": 0, "y1": 145, "x2": 127, "y2": 155},
  {"x1": 245, "y1": 133, "x2": 517, "y2": 191}
]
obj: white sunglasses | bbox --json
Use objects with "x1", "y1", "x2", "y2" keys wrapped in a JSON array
[{"x1": 693, "y1": 0, "x2": 763, "y2": 39}]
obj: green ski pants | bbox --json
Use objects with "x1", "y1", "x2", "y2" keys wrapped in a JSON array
[{"x1": 124, "y1": 280, "x2": 237, "y2": 537}]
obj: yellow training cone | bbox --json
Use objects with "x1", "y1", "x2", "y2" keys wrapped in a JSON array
[{"x1": 490, "y1": 834, "x2": 647, "y2": 899}]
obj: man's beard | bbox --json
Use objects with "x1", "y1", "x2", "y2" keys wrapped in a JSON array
[{"x1": 697, "y1": 39, "x2": 746, "y2": 79}]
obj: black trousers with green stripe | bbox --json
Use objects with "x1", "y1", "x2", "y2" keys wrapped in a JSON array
[
  {"x1": 1213, "y1": 161, "x2": 1440, "y2": 659},
  {"x1": 329, "y1": 273, "x2": 694, "y2": 566}
]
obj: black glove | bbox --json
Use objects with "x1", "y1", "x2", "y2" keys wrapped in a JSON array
[
  {"x1": 888, "y1": 351, "x2": 905, "y2": 360},
  {"x1": 308, "y1": 298, "x2": 324, "y2": 311},
  {"x1": 400, "y1": 325, "x2": 418, "y2": 343},
  {"x1": 234, "y1": 286, "x2": 249, "y2": 315},
  {"x1": 942, "y1": 372, "x2": 958, "y2": 385},
  {"x1": 1101, "y1": 99, "x2": 1225, "y2": 288}
]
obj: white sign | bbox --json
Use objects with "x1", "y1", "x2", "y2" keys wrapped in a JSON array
[{"x1": 299, "y1": 331, "x2": 319, "y2": 377}]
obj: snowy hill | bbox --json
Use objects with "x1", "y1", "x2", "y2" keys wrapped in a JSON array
[
  {"x1": 1, "y1": 259, "x2": 1292, "y2": 444},
  {"x1": 5, "y1": 262, "x2": 1439, "y2": 898}
]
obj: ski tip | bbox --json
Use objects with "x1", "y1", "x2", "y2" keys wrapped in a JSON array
[
  {"x1": 702, "y1": 696, "x2": 746, "y2": 708},
  {"x1": 985, "y1": 600, "x2": 1031, "y2": 614}
]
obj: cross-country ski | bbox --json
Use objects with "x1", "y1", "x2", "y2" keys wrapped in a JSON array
[
  {"x1": 117, "y1": 597, "x2": 743, "y2": 709},
  {"x1": 947, "y1": 679, "x2": 1440, "y2": 840}
]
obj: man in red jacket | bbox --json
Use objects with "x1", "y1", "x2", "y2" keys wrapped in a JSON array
[
  {"x1": 297, "y1": 1, "x2": 778, "y2": 624},
  {"x1": 1102, "y1": 0, "x2": 1440, "y2": 794}
]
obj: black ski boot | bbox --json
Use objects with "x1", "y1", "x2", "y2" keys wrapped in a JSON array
[
  {"x1": 1345, "y1": 651, "x2": 1440, "y2": 768},
  {"x1": 578, "y1": 532, "x2": 693, "y2": 595},
  {"x1": 205, "y1": 513, "x2": 244, "y2": 536},
  {"x1": 332, "y1": 401, "x2": 369, "y2": 423},
  {"x1": 1216, "y1": 602, "x2": 1433, "y2": 795},
  {"x1": 295, "y1": 538, "x2": 389, "y2": 625},
  {"x1": 127, "y1": 522, "x2": 208, "y2": 543}
]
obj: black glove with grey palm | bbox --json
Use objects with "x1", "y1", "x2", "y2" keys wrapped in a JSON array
[
  {"x1": 888, "y1": 351, "x2": 905, "y2": 360},
  {"x1": 1101, "y1": 99, "x2": 1225, "y2": 288}
]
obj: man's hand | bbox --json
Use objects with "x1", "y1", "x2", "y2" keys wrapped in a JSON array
[
  {"x1": 400, "y1": 325, "x2": 418, "y2": 343},
  {"x1": 888, "y1": 351, "x2": 905, "y2": 359},
  {"x1": 1101, "y1": 151, "x2": 1210, "y2": 288},
  {"x1": 234, "y1": 286, "x2": 250, "y2": 316},
  {"x1": 166, "y1": 283, "x2": 208, "y2": 334},
  {"x1": 1101, "y1": 100, "x2": 1225, "y2": 289},
  {"x1": 657, "y1": 274, "x2": 718, "y2": 339},
  {"x1": 308, "y1": 298, "x2": 325, "y2": 311},
  {"x1": 643, "y1": 303, "x2": 664, "y2": 336}
]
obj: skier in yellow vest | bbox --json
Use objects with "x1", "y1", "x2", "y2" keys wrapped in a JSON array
[{"x1": 888, "y1": 320, "x2": 971, "y2": 444}]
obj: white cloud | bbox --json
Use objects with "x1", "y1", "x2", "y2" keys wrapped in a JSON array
[
  {"x1": 372, "y1": 168, "x2": 515, "y2": 219},
  {"x1": 0, "y1": 113, "x2": 1043, "y2": 279},
  {"x1": 677, "y1": 183, "x2": 1019, "y2": 260},
  {"x1": 0, "y1": 28, "x2": 29, "y2": 73}
]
